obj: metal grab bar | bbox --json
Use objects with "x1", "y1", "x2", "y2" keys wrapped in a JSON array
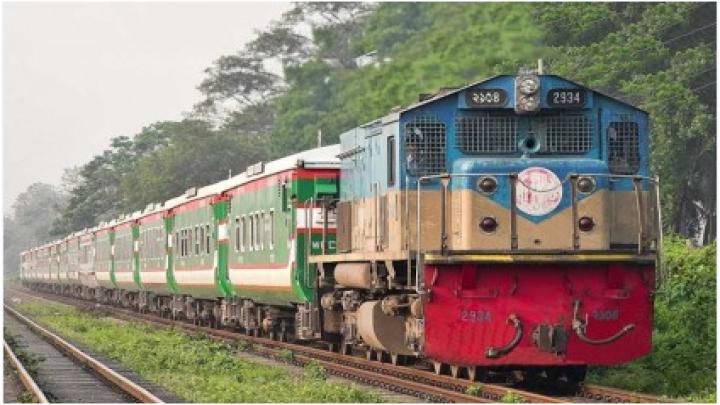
[
  {"x1": 572, "y1": 300, "x2": 635, "y2": 345},
  {"x1": 655, "y1": 175, "x2": 664, "y2": 288},
  {"x1": 632, "y1": 178, "x2": 646, "y2": 255},
  {"x1": 486, "y1": 314, "x2": 523, "y2": 358},
  {"x1": 412, "y1": 172, "x2": 662, "y2": 293}
]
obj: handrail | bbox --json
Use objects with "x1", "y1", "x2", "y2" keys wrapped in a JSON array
[
  {"x1": 304, "y1": 198, "x2": 313, "y2": 287},
  {"x1": 632, "y1": 177, "x2": 646, "y2": 255},
  {"x1": 485, "y1": 314, "x2": 523, "y2": 358},
  {"x1": 654, "y1": 175, "x2": 664, "y2": 288},
  {"x1": 413, "y1": 172, "x2": 661, "y2": 293},
  {"x1": 570, "y1": 175, "x2": 579, "y2": 250}
]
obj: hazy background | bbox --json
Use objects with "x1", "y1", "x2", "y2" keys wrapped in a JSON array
[{"x1": 3, "y1": 2, "x2": 290, "y2": 209}]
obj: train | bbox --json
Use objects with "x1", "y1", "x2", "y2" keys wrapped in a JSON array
[{"x1": 20, "y1": 68, "x2": 661, "y2": 388}]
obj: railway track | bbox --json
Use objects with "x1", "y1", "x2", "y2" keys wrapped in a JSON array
[
  {"x1": 578, "y1": 384, "x2": 676, "y2": 403},
  {"x1": 8, "y1": 287, "x2": 678, "y2": 403},
  {"x1": 4, "y1": 339, "x2": 48, "y2": 403},
  {"x1": 4, "y1": 303, "x2": 165, "y2": 403}
]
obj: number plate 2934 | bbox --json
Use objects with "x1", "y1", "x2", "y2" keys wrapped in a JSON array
[{"x1": 547, "y1": 88, "x2": 585, "y2": 107}]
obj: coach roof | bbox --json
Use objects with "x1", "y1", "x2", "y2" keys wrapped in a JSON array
[{"x1": 161, "y1": 144, "x2": 340, "y2": 211}]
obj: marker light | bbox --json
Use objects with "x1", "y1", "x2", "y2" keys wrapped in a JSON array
[
  {"x1": 480, "y1": 217, "x2": 498, "y2": 233},
  {"x1": 578, "y1": 216, "x2": 595, "y2": 232}
]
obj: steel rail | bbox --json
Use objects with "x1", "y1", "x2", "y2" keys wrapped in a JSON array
[
  {"x1": 4, "y1": 304, "x2": 163, "y2": 404},
  {"x1": 9, "y1": 288, "x2": 567, "y2": 403},
  {"x1": 4, "y1": 340, "x2": 49, "y2": 403},
  {"x1": 579, "y1": 384, "x2": 678, "y2": 403}
]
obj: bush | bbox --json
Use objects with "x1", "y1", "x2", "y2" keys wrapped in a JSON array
[
  {"x1": 465, "y1": 384, "x2": 484, "y2": 397},
  {"x1": 588, "y1": 236, "x2": 716, "y2": 401}
]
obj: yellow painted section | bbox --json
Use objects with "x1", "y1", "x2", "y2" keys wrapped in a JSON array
[{"x1": 424, "y1": 252, "x2": 656, "y2": 263}]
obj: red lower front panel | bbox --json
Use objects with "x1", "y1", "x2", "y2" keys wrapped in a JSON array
[{"x1": 423, "y1": 263, "x2": 654, "y2": 366}]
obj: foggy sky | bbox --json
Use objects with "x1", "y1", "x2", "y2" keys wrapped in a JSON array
[{"x1": 3, "y1": 2, "x2": 291, "y2": 211}]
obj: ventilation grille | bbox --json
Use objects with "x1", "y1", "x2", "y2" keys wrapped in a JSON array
[
  {"x1": 456, "y1": 114, "x2": 517, "y2": 154},
  {"x1": 539, "y1": 114, "x2": 592, "y2": 154},
  {"x1": 405, "y1": 116, "x2": 446, "y2": 176},
  {"x1": 608, "y1": 119, "x2": 640, "y2": 174}
]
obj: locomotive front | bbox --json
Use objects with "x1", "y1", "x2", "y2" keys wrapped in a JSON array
[{"x1": 312, "y1": 68, "x2": 659, "y2": 384}]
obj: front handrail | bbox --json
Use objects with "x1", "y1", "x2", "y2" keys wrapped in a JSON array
[
  {"x1": 486, "y1": 314, "x2": 523, "y2": 358},
  {"x1": 414, "y1": 172, "x2": 661, "y2": 293}
]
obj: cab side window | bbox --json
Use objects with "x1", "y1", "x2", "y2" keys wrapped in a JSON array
[{"x1": 608, "y1": 121, "x2": 640, "y2": 174}]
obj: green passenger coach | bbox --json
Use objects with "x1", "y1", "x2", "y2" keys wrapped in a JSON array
[
  {"x1": 21, "y1": 145, "x2": 341, "y2": 342},
  {"x1": 112, "y1": 145, "x2": 341, "y2": 337}
]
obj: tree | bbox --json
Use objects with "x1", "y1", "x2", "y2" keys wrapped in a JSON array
[
  {"x1": 196, "y1": 54, "x2": 282, "y2": 117},
  {"x1": 4, "y1": 183, "x2": 64, "y2": 276},
  {"x1": 270, "y1": 3, "x2": 546, "y2": 155},
  {"x1": 120, "y1": 120, "x2": 270, "y2": 211}
]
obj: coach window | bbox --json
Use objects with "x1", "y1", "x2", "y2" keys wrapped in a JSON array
[
  {"x1": 387, "y1": 136, "x2": 396, "y2": 186},
  {"x1": 248, "y1": 213, "x2": 255, "y2": 251},
  {"x1": 269, "y1": 210, "x2": 275, "y2": 249},
  {"x1": 205, "y1": 225, "x2": 211, "y2": 254},
  {"x1": 189, "y1": 227, "x2": 194, "y2": 256},
  {"x1": 256, "y1": 213, "x2": 262, "y2": 251},
  {"x1": 608, "y1": 120, "x2": 640, "y2": 175},
  {"x1": 181, "y1": 229, "x2": 185, "y2": 257},
  {"x1": 234, "y1": 218, "x2": 240, "y2": 251},
  {"x1": 281, "y1": 182, "x2": 289, "y2": 212},
  {"x1": 240, "y1": 216, "x2": 246, "y2": 252},
  {"x1": 189, "y1": 228, "x2": 193, "y2": 256},
  {"x1": 258, "y1": 212, "x2": 264, "y2": 250},
  {"x1": 202, "y1": 225, "x2": 206, "y2": 254},
  {"x1": 249, "y1": 214, "x2": 255, "y2": 251},
  {"x1": 195, "y1": 226, "x2": 200, "y2": 255},
  {"x1": 187, "y1": 228, "x2": 192, "y2": 257}
]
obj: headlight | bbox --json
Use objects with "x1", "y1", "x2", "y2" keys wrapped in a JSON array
[
  {"x1": 519, "y1": 77, "x2": 539, "y2": 95},
  {"x1": 478, "y1": 176, "x2": 498, "y2": 194},
  {"x1": 577, "y1": 176, "x2": 596, "y2": 193},
  {"x1": 515, "y1": 69, "x2": 541, "y2": 114},
  {"x1": 517, "y1": 95, "x2": 539, "y2": 111}
]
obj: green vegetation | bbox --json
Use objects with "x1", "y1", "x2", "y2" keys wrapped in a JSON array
[
  {"x1": 588, "y1": 237, "x2": 716, "y2": 401},
  {"x1": 303, "y1": 360, "x2": 328, "y2": 381},
  {"x1": 17, "y1": 391, "x2": 35, "y2": 403},
  {"x1": 277, "y1": 349, "x2": 295, "y2": 362},
  {"x1": 500, "y1": 392, "x2": 523, "y2": 403},
  {"x1": 14, "y1": 302, "x2": 382, "y2": 403},
  {"x1": 465, "y1": 383, "x2": 484, "y2": 397}
]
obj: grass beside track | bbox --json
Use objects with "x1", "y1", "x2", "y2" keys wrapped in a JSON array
[{"x1": 14, "y1": 301, "x2": 383, "y2": 403}]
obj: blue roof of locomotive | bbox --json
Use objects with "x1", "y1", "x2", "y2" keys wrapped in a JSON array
[{"x1": 396, "y1": 74, "x2": 647, "y2": 116}]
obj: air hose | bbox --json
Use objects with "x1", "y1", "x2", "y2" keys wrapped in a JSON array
[{"x1": 572, "y1": 300, "x2": 635, "y2": 345}]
